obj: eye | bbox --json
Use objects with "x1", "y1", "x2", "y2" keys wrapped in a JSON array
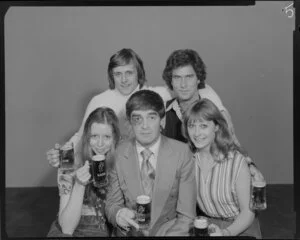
[
  {"x1": 187, "y1": 123, "x2": 195, "y2": 129},
  {"x1": 104, "y1": 135, "x2": 111, "y2": 140},
  {"x1": 149, "y1": 115, "x2": 157, "y2": 120},
  {"x1": 186, "y1": 74, "x2": 194, "y2": 80},
  {"x1": 113, "y1": 72, "x2": 121, "y2": 77},
  {"x1": 131, "y1": 116, "x2": 142, "y2": 124},
  {"x1": 172, "y1": 75, "x2": 181, "y2": 81},
  {"x1": 200, "y1": 124, "x2": 208, "y2": 129},
  {"x1": 126, "y1": 71, "x2": 134, "y2": 76}
]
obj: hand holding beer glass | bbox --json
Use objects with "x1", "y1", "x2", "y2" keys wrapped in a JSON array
[
  {"x1": 250, "y1": 179, "x2": 267, "y2": 211},
  {"x1": 89, "y1": 154, "x2": 108, "y2": 188},
  {"x1": 46, "y1": 142, "x2": 74, "y2": 170}
]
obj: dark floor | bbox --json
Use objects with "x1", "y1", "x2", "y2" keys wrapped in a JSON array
[{"x1": 3, "y1": 184, "x2": 296, "y2": 238}]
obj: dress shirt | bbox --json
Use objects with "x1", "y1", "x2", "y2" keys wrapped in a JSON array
[{"x1": 135, "y1": 135, "x2": 161, "y2": 171}]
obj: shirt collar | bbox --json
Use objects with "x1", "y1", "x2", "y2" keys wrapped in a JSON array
[
  {"x1": 135, "y1": 135, "x2": 161, "y2": 159},
  {"x1": 166, "y1": 98, "x2": 183, "y2": 121}
]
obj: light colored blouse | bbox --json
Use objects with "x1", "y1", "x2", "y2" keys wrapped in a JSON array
[{"x1": 195, "y1": 150, "x2": 246, "y2": 219}]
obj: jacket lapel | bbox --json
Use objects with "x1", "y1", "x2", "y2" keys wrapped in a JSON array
[
  {"x1": 120, "y1": 139, "x2": 144, "y2": 201},
  {"x1": 150, "y1": 136, "x2": 178, "y2": 227}
]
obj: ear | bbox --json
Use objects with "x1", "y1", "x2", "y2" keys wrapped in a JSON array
[
  {"x1": 160, "y1": 116, "x2": 166, "y2": 130},
  {"x1": 214, "y1": 124, "x2": 219, "y2": 132}
]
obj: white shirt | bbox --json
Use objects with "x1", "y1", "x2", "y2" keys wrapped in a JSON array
[{"x1": 135, "y1": 135, "x2": 161, "y2": 171}]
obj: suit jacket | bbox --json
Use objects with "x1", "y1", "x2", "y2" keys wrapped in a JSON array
[{"x1": 105, "y1": 135, "x2": 196, "y2": 236}]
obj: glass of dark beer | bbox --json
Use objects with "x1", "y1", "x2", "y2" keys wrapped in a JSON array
[
  {"x1": 90, "y1": 154, "x2": 108, "y2": 188},
  {"x1": 250, "y1": 180, "x2": 267, "y2": 211},
  {"x1": 194, "y1": 216, "x2": 209, "y2": 237},
  {"x1": 59, "y1": 142, "x2": 74, "y2": 172},
  {"x1": 136, "y1": 195, "x2": 151, "y2": 230}
]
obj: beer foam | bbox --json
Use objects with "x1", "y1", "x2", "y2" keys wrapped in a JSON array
[
  {"x1": 136, "y1": 195, "x2": 151, "y2": 204},
  {"x1": 92, "y1": 154, "x2": 105, "y2": 161},
  {"x1": 252, "y1": 180, "x2": 266, "y2": 188},
  {"x1": 194, "y1": 217, "x2": 208, "y2": 228}
]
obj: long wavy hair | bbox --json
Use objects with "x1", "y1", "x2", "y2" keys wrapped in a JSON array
[
  {"x1": 182, "y1": 99, "x2": 246, "y2": 162},
  {"x1": 80, "y1": 107, "x2": 120, "y2": 206}
]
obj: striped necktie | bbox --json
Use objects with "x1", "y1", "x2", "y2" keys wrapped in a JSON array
[{"x1": 140, "y1": 148, "x2": 155, "y2": 197}]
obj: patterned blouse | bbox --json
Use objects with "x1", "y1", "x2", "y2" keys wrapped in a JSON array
[
  {"x1": 57, "y1": 168, "x2": 108, "y2": 229},
  {"x1": 195, "y1": 150, "x2": 246, "y2": 219}
]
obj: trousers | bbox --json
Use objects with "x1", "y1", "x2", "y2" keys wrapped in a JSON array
[{"x1": 47, "y1": 215, "x2": 109, "y2": 237}]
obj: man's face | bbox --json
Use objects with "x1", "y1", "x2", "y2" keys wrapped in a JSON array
[
  {"x1": 171, "y1": 65, "x2": 200, "y2": 102},
  {"x1": 130, "y1": 110, "x2": 162, "y2": 148},
  {"x1": 112, "y1": 63, "x2": 139, "y2": 96}
]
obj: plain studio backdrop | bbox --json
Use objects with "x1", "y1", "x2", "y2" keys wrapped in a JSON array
[{"x1": 5, "y1": 2, "x2": 293, "y2": 187}]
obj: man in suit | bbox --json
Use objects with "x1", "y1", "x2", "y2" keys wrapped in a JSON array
[{"x1": 105, "y1": 89, "x2": 196, "y2": 236}]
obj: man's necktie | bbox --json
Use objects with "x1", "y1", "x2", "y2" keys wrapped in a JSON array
[{"x1": 140, "y1": 148, "x2": 155, "y2": 197}]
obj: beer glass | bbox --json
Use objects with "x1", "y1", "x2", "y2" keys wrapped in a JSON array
[
  {"x1": 59, "y1": 142, "x2": 74, "y2": 172},
  {"x1": 193, "y1": 216, "x2": 209, "y2": 237},
  {"x1": 90, "y1": 154, "x2": 108, "y2": 188},
  {"x1": 136, "y1": 195, "x2": 151, "y2": 230},
  {"x1": 250, "y1": 180, "x2": 267, "y2": 211}
]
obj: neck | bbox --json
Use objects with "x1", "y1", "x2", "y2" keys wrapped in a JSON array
[{"x1": 178, "y1": 93, "x2": 199, "y2": 113}]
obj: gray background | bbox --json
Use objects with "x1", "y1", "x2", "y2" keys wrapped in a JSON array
[{"x1": 5, "y1": 2, "x2": 293, "y2": 187}]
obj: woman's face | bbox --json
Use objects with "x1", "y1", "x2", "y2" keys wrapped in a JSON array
[
  {"x1": 187, "y1": 118, "x2": 218, "y2": 152},
  {"x1": 89, "y1": 122, "x2": 114, "y2": 155}
]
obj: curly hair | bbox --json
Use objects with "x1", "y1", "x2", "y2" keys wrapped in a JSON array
[
  {"x1": 162, "y1": 49, "x2": 207, "y2": 90},
  {"x1": 107, "y1": 48, "x2": 146, "y2": 90},
  {"x1": 182, "y1": 99, "x2": 246, "y2": 161}
]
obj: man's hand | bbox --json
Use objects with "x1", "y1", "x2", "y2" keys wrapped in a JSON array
[{"x1": 116, "y1": 208, "x2": 139, "y2": 231}]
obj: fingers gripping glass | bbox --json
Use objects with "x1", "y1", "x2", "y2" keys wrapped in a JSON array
[
  {"x1": 59, "y1": 143, "x2": 74, "y2": 171},
  {"x1": 88, "y1": 155, "x2": 108, "y2": 188}
]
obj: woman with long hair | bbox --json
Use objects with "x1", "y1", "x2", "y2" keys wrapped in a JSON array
[
  {"x1": 182, "y1": 99, "x2": 262, "y2": 238},
  {"x1": 47, "y1": 107, "x2": 120, "y2": 237}
]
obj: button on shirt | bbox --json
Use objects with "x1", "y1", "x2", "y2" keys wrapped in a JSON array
[{"x1": 135, "y1": 136, "x2": 161, "y2": 171}]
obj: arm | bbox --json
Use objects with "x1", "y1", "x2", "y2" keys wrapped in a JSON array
[
  {"x1": 105, "y1": 164, "x2": 126, "y2": 227},
  {"x1": 58, "y1": 162, "x2": 90, "y2": 235},
  {"x1": 222, "y1": 158, "x2": 255, "y2": 236},
  {"x1": 165, "y1": 148, "x2": 196, "y2": 236}
]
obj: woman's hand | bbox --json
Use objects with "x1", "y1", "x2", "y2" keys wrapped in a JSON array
[
  {"x1": 75, "y1": 161, "x2": 91, "y2": 186},
  {"x1": 46, "y1": 142, "x2": 74, "y2": 168},
  {"x1": 46, "y1": 143, "x2": 61, "y2": 167}
]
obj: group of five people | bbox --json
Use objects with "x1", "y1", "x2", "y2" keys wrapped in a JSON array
[{"x1": 46, "y1": 48, "x2": 263, "y2": 238}]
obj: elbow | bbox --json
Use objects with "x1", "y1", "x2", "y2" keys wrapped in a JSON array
[{"x1": 58, "y1": 217, "x2": 74, "y2": 236}]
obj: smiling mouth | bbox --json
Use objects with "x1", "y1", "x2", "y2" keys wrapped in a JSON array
[{"x1": 121, "y1": 84, "x2": 131, "y2": 88}]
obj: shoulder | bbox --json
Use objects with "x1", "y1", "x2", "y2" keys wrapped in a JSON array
[
  {"x1": 166, "y1": 98, "x2": 176, "y2": 109},
  {"x1": 228, "y1": 150, "x2": 250, "y2": 176},
  {"x1": 89, "y1": 89, "x2": 114, "y2": 102},
  {"x1": 199, "y1": 84, "x2": 225, "y2": 111},
  {"x1": 147, "y1": 85, "x2": 172, "y2": 102},
  {"x1": 163, "y1": 136, "x2": 191, "y2": 154},
  {"x1": 114, "y1": 139, "x2": 134, "y2": 161}
]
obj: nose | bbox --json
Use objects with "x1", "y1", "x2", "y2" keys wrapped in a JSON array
[
  {"x1": 180, "y1": 77, "x2": 187, "y2": 88},
  {"x1": 96, "y1": 136, "x2": 104, "y2": 147},
  {"x1": 194, "y1": 125, "x2": 202, "y2": 136},
  {"x1": 141, "y1": 118, "x2": 149, "y2": 129},
  {"x1": 121, "y1": 73, "x2": 128, "y2": 83}
]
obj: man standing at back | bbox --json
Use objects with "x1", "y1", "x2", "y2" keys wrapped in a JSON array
[{"x1": 105, "y1": 89, "x2": 196, "y2": 236}]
